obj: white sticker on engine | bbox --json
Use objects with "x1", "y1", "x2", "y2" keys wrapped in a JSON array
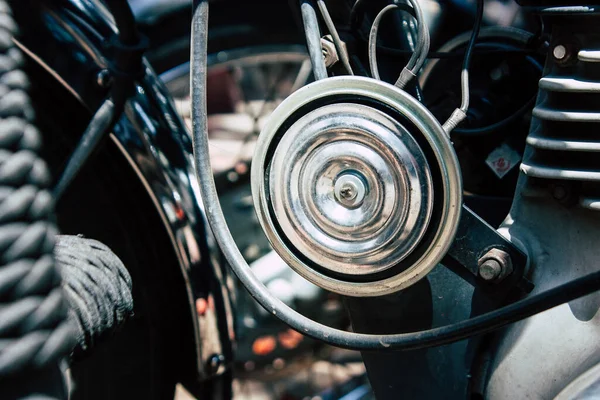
[{"x1": 485, "y1": 144, "x2": 521, "y2": 179}]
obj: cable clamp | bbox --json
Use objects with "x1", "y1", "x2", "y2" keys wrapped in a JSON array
[
  {"x1": 106, "y1": 33, "x2": 149, "y2": 80},
  {"x1": 442, "y1": 108, "x2": 467, "y2": 134},
  {"x1": 395, "y1": 67, "x2": 416, "y2": 89}
]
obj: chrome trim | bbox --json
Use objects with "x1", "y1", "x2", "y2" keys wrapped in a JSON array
[{"x1": 267, "y1": 103, "x2": 434, "y2": 276}]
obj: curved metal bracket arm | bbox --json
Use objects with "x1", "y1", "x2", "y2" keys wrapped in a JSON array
[{"x1": 444, "y1": 205, "x2": 534, "y2": 295}]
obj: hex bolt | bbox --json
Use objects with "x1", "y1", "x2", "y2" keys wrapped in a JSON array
[
  {"x1": 320, "y1": 35, "x2": 339, "y2": 68},
  {"x1": 479, "y1": 259, "x2": 502, "y2": 281},
  {"x1": 478, "y1": 248, "x2": 513, "y2": 283}
]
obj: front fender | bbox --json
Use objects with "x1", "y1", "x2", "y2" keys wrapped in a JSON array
[{"x1": 13, "y1": 0, "x2": 234, "y2": 384}]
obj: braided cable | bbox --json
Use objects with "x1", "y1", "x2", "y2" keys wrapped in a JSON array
[{"x1": 0, "y1": 0, "x2": 76, "y2": 396}]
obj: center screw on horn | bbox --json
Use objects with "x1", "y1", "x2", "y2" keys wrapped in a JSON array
[{"x1": 334, "y1": 173, "x2": 366, "y2": 208}]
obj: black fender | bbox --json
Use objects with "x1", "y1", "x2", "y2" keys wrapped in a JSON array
[{"x1": 12, "y1": 0, "x2": 234, "y2": 388}]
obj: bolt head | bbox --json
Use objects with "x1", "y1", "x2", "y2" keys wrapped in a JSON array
[
  {"x1": 479, "y1": 259, "x2": 502, "y2": 281},
  {"x1": 553, "y1": 45, "x2": 568, "y2": 60},
  {"x1": 477, "y1": 248, "x2": 513, "y2": 283}
]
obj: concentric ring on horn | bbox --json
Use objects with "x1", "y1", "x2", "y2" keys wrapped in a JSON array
[{"x1": 252, "y1": 76, "x2": 462, "y2": 297}]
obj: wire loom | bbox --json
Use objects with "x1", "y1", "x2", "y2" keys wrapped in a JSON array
[
  {"x1": 0, "y1": 0, "x2": 75, "y2": 385},
  {"x1": 56, "y1": 235, "x2": 133, "y2": 358}
]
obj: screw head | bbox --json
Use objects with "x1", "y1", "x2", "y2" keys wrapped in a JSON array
[
  {"x1": 339, "y1": 183, "x2": 358, "y2": 200},
  {"x1": 553, "y1": 45, "x2": 568, "y2": 61},
  {"x1": 334, "y1": 173, "x2": 367, "y2": 208},
  {"x1": 479, "y1": 259, "x2": 502, "y2": 281}
]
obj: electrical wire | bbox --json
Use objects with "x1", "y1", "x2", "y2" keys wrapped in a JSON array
[
  {"x1": 316, "y1": 0, "x2": 354, "y2": 75},
  {"x1": 453, "y1": 95, "x2": 537, "y2": 136},
  {"x1": 361, "y1": 34, "x2": 538, "y2": 59},
  {"x1": 368, "y1": 0, "x2": 430, "y2": 89},
  {"x1": 369, "y1": 5, "x2": 402, "y2": 80},
  {"x1": 300, "y1": 0, "x2": 328, "y2": 80},
  {"x1": 442, "y1": 0, "x2": 484, "y2": 133},
  {"x1": 459, "y1": 0, "x2": 484, "y2": 112},
  {"x1": 103, "y1": 0, "x2": 140, "y2": 45},
  {"x1": 404, "y1": 0, "x2": 430, "y2": 75},
  {"x1": 191, "y1": 0, "x2": 600, "y2": 352},
  {"x1": 54, "y1": 1, "x2": 145, "y2": 200}
]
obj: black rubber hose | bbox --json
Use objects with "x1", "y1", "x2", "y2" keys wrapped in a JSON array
[
  {"x1": 103, "y1": 0, "x2": 139, "y2": 46},
  {"x1": 191, "y1": 0, "x2": 600, "y2": 352},
  {"x1": 453, "y1": 96, "x2": 537, "y2": 137},
  {"x1": 459, "y1": 0, "x2": 484, "y2": 113},
  {"x1": 0, "y1": 0, "x2": 75, "y2": 398},
  {"x1": 358, "y1": 36, "x2": 538, "y2": 58}
]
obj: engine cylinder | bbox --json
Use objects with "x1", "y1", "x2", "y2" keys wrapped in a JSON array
[{"x1": 520, "y1": 6, "x2": 600, "y2": 209}]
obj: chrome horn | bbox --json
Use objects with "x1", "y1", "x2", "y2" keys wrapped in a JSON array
[{"x1": 251, "y1": 77, "x2": 462, "y2": 296}]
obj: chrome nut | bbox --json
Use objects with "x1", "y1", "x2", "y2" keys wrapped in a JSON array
[{"x1": 321, "y1": 35, "x2": 339, "y2": 68}]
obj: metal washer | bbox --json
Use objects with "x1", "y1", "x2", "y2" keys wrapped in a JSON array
[{"x1": 252, "y1": 76, "x2": 462, "y2": 297}]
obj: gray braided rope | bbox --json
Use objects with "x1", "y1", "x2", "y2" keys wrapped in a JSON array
[{"x1": 0, "y1": 0, "x2": 76, "y2": 385}]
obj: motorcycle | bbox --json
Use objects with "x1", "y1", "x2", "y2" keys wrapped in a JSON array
[{"x1": 2, "y1": 0, "x2": 600, "y2": 399}]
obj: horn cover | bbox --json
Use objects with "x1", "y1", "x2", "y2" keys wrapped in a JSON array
[{"x1": 252, "y1": 77, "x2": 462, "y2": 296}]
